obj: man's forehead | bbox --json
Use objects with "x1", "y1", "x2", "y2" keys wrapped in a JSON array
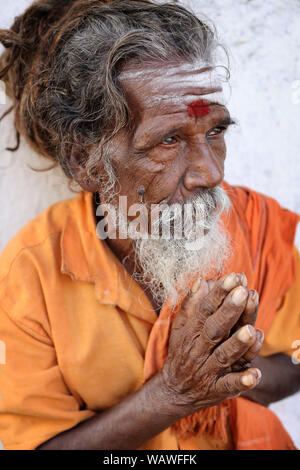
[
  {"x1": 119, "y1": 60, "x2": 227, "y2": 111},
  {"x1": 119, "y1": 59, "x2": 217, "y2": 81}
]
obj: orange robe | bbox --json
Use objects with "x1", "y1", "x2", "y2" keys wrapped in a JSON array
[
  {"x1": 144, "y1": 182, "x2": 300, "y2": 450},
  {"x1": 0, "y1": 183, "x2": 299, "y2": 450}
]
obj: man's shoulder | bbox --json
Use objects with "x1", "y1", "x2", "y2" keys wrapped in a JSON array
[
  {"x1": 223, "y1": 181, "x2": 275, "y2": 208},
  {"x1": 223, "y1": 181, "x2": 299, "y2": 224},
  {"x1": 0, "y1": 191, "x2": 89, "y2": 282},
  {"x1": 223, "y1": 181, "x2": 300, "y2": 265},
  {"x1": 0, "y1": 190, "x2": 96, "y2": 340}
]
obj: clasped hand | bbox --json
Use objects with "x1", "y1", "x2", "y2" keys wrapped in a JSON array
[{"x1": 161, "y1": 273, "x2": 264, "y2": 413}]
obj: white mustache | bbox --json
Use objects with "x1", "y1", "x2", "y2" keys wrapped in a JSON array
[
  {"x1": 153, "y1": 186, "x2": 231, "y2": 234},
  {"x1": 132, "y1": 185, "x2": 232, "y2": 307}
]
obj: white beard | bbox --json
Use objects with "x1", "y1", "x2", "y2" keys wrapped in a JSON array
[
  {"x1": 131, "y1": 185, "x2": 232, "y2": 307},
  {"x1": 95, "y1": 159, "x2": 232, "y2": 308}
]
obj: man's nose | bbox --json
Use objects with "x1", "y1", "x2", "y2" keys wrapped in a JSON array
[{"x1": 182, "y1": 141, "x2": 224, "y2": 191}]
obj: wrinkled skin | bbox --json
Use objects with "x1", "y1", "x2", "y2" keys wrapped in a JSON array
[
  {"x1": 38, "y1": 271, "x2": 264, "y2": 450},
  {"x1": 72, "y1": 62, "x2": 231, "y2": 268},
  {"x1": 74, "y1": 62, "x2": 264, "y2": 395},
  {"x1": 161, "y1": 273, "x2": 263, "y2": 413},
  {"x1": 41, "y1": 60, "x2": 300, "y2": 450},
  {"x1": 70, "y1": 61, "x2": 299, "y2": 407}
]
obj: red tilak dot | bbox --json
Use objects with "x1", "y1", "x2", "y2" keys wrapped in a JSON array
[{"x1": 187, "y1": 99, "x2": 211, "y2": 118}]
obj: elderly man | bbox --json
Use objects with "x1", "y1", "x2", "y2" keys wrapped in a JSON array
[{"x1": 0, "y1": 0, "x2": 299, "y2": 450}]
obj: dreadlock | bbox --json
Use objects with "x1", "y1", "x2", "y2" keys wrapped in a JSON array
[{"x1": 0, "y1": 0, "x2": 221, "y2": 180}]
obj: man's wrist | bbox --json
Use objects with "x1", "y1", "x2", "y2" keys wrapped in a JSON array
[{"x1": 147, "y1": 371, "x2": 194, "y2": 421}]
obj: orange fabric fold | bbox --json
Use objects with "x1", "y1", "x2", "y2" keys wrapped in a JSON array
[
  {"x1": 143, "y1": 183, "x2": 300, "y2": 450},
  {"x1": 230, "y1": 397, "x2": 296, "y2": 450}
]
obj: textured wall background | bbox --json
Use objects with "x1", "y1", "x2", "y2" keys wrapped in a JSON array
[{"x1": 0, "y1": 0, "x2": 299, "y2": 447}]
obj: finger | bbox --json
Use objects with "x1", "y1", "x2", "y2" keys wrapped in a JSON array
[
  {"x1": 195, "y1": 272, "x2": 248, "y2": 322},
  {"x1": 207, "y1": 279, "x2": 217, "y2": 291},
  {"x1": 176, "y1": 272, "x2": 247, "y2": 326},
  {"x1": 233, "y1": 289, "x2": 259, "y2": 333},
  {"x1": 202, "y1": 286, "x2": 249, "y2": 347},
  {"x1": 239, "y1": 328, "x2": 264, "y2": 364},
  {"x1": 231, "y1": 360, "x2": 252, "y2": 372},
  {"x1": 179, "y1": 277, "x2": 210, "y2": 318},
  {"x1": 208, "y1": 325, "x2": 257, "y2": 372},
  {"x1": 216, "y1": 367, "x2": 262, "y2": 398},
  {"x1": 173, "y1": 278, "x2": 210, "y2": 329}
]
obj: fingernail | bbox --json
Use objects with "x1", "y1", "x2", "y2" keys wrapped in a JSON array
[
  {"x1": 255, "y1": 369, "x2": 262, "y2": 381},
  {"x1": 256, "y1": 329, "x2": 264, "y2": 344},
  {"x1": 238, "y1": 325, "x2": 253, "y2": 343},
  {"x1": 223, "y1": 273, "x2": 237, "y2": 290},
  {"x1": 232, "y1": 286, "x2": 248, "y2": 305},
  {"x1": 241, "y1": 373, "x2": 255, "y2": 387},
  {"x1": 250, "y1": 290, "x2": 259, "y2": 303},
  {"x1": 239, "y1": 273, "x2": 248, "y2": 288},
  {"x1": 191, "y1": 275, "x2": 202, "y2": 294}
]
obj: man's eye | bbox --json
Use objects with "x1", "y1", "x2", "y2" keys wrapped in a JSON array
[
  {"x1": 161, "y1": 136, "x2": 178, "y2": 145},
  {"x1": 207, "y1": 126, "x2": 226, "y2": 137}
]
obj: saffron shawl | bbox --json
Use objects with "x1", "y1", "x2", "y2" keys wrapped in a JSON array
[{"x1": 144, "y1": 183, "x2": 300, "y2": 450}]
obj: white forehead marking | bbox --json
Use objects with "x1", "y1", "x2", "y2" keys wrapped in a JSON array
[
  {"x1": 119, "y1": 61, "x2": 228, "y2": 107},
  {"x1": 147, "y1": 90, "x2": 226, "y2": 107},
  {"x1": 119, "y1": 63, "x2": 220, "y2": 87},
  {"x1": 118, "y1": 59, "x2": 209, "y2": 80}
]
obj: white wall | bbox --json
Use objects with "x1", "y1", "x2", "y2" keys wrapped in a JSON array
[{"x1": 0, "y1": 0, "x2": 299, "y2": 447}]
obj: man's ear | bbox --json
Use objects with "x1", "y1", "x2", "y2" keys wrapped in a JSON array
[{"x1": 68, "y1": 143, "x2": 100, "y2": 192}]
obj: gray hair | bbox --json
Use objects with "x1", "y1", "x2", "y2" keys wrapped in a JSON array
[{"x1": 0, "y1": 0, "x2": 225, "y2": 182}]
